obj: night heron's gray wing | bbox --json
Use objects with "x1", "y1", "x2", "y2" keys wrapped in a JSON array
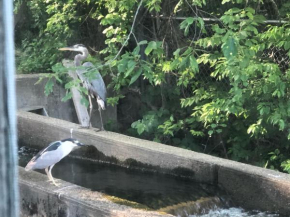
[
  {"x1": 25, "y1": 141, "x2": 63, "y2": 170},
  {"x1": 82, "y1": 62, "x2": 107, "y2": 102}
]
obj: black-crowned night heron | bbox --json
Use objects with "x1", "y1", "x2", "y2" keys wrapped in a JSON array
[
  {"x1": 25, "y1": 138, "x2": 85, "y2": 186},
  {"x1": 59, "y1": 44, "x2": 107, "y2": 130}
]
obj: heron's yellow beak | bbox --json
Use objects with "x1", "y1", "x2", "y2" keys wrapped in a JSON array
[{"x1": 59, "y1": 47, "x2": 72, "y2": 51}]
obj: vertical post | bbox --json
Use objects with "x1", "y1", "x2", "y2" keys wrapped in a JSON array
[
  {"x1": 62, "y1": 60, "x2": 91, "y2": 127},
  {"x1": 0, "y1": 0, "x2": 19, "y2": 216}
]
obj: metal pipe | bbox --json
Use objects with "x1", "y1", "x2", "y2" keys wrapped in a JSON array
[
  {"x1": 149, "y1": 15, "x2": 287, "y2": 24},
  {"x1": 0, "y1": 0, "x2": 18, "y2": 216}
]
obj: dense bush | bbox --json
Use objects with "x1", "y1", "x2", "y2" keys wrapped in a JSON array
[{"x1": 14, "y1": 0, "x2": 290, "y2": 173}]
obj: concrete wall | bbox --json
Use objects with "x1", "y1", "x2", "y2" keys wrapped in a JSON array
[
  {"x1": 19, "y1": 167, "x2": 171, "y2": 217},
  {"x1": 16, "y1": 74, "x2": 117, "y2": 129},
  {"x1": 18, "y1": 111, "x2": 290, "y2": 216}
]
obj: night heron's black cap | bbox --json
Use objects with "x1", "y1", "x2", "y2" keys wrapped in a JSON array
[{"x1": 61, "y1": 138, "x2": 85, "y2": 146}]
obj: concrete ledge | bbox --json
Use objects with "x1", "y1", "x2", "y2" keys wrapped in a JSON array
[
  {"x1": 18, "y1": 111, "x2": 218, "y2": 183},
  {"x1": 19, "y1": 167, "x2": 171, "y2": 217},
  {"x1": 219, "y1": 165, "x2": 290, "y2": 215},
  {"x1": 18, "y1": 111, "x2": 290, "y2": 215}
]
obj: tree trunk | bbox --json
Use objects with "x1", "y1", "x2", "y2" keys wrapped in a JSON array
[{"x1": 0, "y1": 0, "x2": 19, "y2": 216}]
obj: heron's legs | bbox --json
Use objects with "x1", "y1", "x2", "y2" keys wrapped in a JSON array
[
  {"x1": 48, "y1": 164, "x2": 58, "y2": 186},
  {"x1": 88, "y1": 94, "x2": 93, "y2": 127},
  {"x1": 98, "y1": 104, "x2": 105, "y2": 131}
]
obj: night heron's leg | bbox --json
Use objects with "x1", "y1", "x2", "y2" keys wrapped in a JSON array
[
  {"x1": 98, "y1": 104, "x2": 105, "y2": 131},
  {"x1": 48, "y1": 164, "x2": 58, "y2": 186},
  {"x1": 45, "y1": 168, "x2": 52, "y2": 182}
]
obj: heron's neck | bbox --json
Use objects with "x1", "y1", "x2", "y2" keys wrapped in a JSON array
[{"x1": 74, "y1": 49, "x2": 88, "y2": 66}]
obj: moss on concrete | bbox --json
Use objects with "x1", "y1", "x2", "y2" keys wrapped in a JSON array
[{"x1": 103, "y1": 194, "x2": 151, "y2": 210}]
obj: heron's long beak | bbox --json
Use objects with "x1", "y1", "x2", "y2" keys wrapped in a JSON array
[{"x1": 59, "y1": 47, "x2": 74, "y2": 51}]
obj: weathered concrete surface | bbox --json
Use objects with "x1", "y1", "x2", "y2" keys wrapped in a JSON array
[
  {"x1": 16, "y1": 74, "x2": 117, "y2": 129},
  {"x1": 218, "y1": 163, "x2": 290, "y2": 215},
  {"x1": 18, "y1": 111, "x2": 290, "y2": 215},
  {"x1": 19, "y1": 167, "x2": 171, "y2": 217},
  {"x1": 16, "y1": 74, "x2": 78, "y2": 123},
  {"x1": 18, "y1": 111, "x2": 217, "y2": 184}
]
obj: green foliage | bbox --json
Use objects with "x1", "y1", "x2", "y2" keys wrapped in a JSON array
[
  {"x1": 281, "y1": 160, "x2": 290, "y2": 173},
  {"x1": 180, "y1": 17, "x2": 204, "y2": 36},
  {"x1": 15, "y1": 0, "x2": 290, "y2": 173}
]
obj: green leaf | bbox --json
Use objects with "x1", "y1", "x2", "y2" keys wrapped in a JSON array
[
  {"x1": 179, "y1": 56, "x2": 189, "y2": 69},
  {"x1": 162, "y1": 61, "x2": 171, "y2": 72},
  {"x1": 180, "y1": 17, "x2": 195, "y2": 36},
  {"x1": 145, "y1": 41, "x2": 157, "y2": 55},
  {"x1": 182, "y1": 47, "x2": 193, "y2": 56},
  {"x1": 129, "y1": 68, "x2": 142, "y2": 85},
  {"x1": 132, "y1": 46, "x2": 140, "y2": 55},
  {"x1": 125, "y1": 61, "x2": 137, "y2": 78},
  {"x1": 44, "y1": 79, "x2": 54, "y2": 96},
  {"x1": 222, "y1": 37, "x2": 238, "y2": 60},
  {"x1": 133, "y1": 122, "x2": 145, "y2": 135},
  {"x1": 197, "y1": 17, "x2": 205, "y2": 30},
  {"x1": 245, "y1": 7, "x2": 255, "y2": 14},
  {"x1": 216, "y1": 129, "x2": 223, "y2": 133},
  {"x1": 79, "y1": 86, "x2": 88, "y2": 95},
  {"x1": 211, "y1": 124, "x2": 217, "y2": 128},
  {"x1": 61, "y1": 92, "x2": 72, "y2": 102},
  {"x1": 279, "y1": 119, "x2": 285, "y2": 130},
  {"x1": 80, "y1": 97, "x2": 89, "y2": 107},
  {"x1": 138, "y1": 40, "x2": 148, "y2": 45},
  {"x1": 173, "y1": 48, "x2": 181, "y2": 57},
  {"x1": 35, "y1": 76, "x2": 45, "y2": 85},
  {"x1": 284, "y1": 41, "x2": 290, "y2": 50},
  {"x1": 128, "y1": 60, "x2": 136, "y2": 69},
  {"x1": 189, "y1": 56, "x2": 199, "y2": 72},
  {"x1": 246, "y1": 12, "x2": 254, "y2": 20},
  {"x1": 65, "y1": 81, "x2": 75, "y2": 89},
  {"x1": 117, "y1": 60, "x2": 127, "y2": 73}
]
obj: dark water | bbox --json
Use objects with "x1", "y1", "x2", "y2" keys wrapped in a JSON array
[
  {"x1": 19, "y1": 146, "x2": 226, "y2": 210},
  {"x1": 18, "y1": 146, "x2": 280, "y2": 216}
]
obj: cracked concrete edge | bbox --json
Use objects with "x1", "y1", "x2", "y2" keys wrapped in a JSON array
[
  {"x1": 18, "y1": 111, "x2": 290, "y2": 215},
  {"x1": 19, "y1": 167, "x2": 172, "y2": 217}
]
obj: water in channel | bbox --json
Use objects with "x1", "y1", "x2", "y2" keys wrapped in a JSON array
[
  {"x1": 189, "y1": 207, "x2": 279, "y2": 217},
  {"x1": 18, "y1": 146, "x2": 279, "y2": 217}
]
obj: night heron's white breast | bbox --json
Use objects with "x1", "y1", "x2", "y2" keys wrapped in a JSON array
[{"x1": 26, "y1": 141, "x2": 78, "y2": 170}]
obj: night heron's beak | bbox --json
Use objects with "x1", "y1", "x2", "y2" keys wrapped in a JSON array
[{"x1": 78, "y1": 142, "x2": 87, "y2": 147}]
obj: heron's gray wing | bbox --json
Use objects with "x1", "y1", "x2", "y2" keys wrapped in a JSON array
[
  {"x1": 25, "y1": 141, "x2": 62, "y2": 170},
  {"x1": 83, "y1": 62, "x2": 107, "y2": 101},
  {"x1": 32, "y1": 141, "x2": 61, "y2": 162},
  {"x1": 90, "y1": 73, "x2": 107, "y2": 101}
]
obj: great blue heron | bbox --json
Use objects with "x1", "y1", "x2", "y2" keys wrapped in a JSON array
[
  {"x1": 59, "y1": 44, "x2": 107, "y2": 130},
  {"x1": 25, "y1": 138, "x2": 85, "y2": 186}
]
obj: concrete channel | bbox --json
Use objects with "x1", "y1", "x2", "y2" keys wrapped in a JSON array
[
  {"x1": 18, "y1": 111, "x2": 290, "y2": 216},
  {"x1": 19, "y1": 166, "x2": 171, "y2": 217},
  {"x1": 16, "y1": 74, "x2": 290, "y2": 216}
]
